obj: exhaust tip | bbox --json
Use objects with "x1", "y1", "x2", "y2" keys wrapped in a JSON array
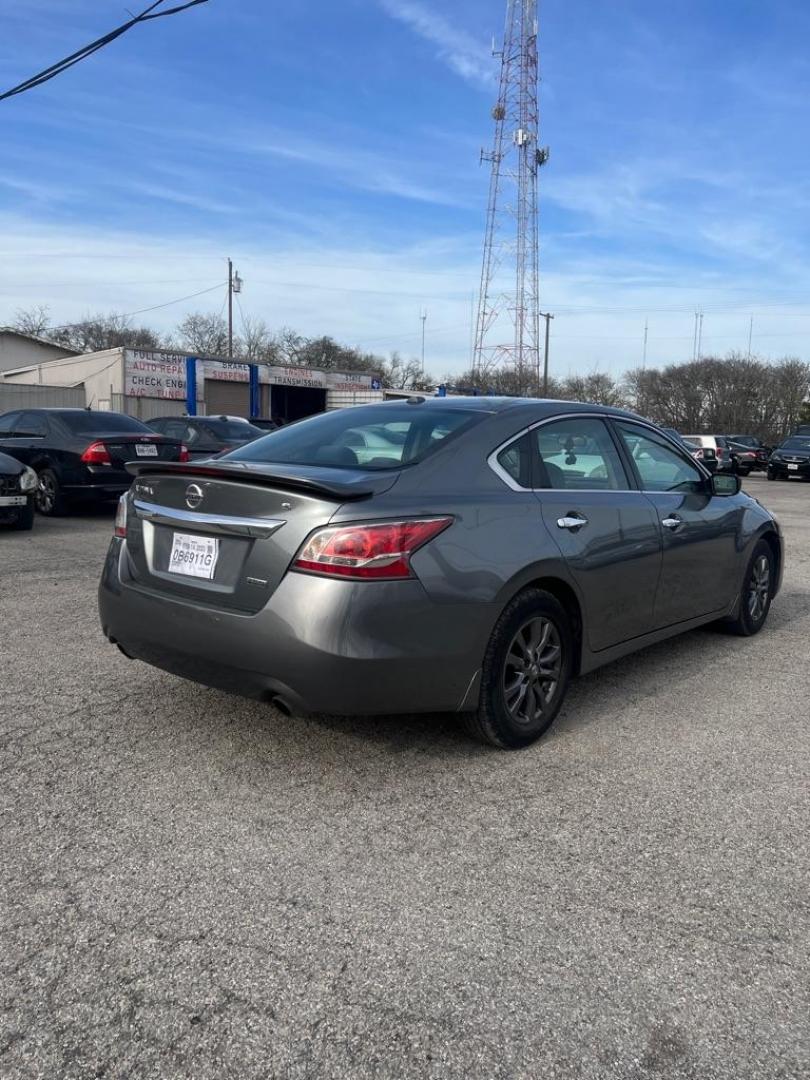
[{"x1": 269, "y1": 695, "x2": 293, "y2": 717}]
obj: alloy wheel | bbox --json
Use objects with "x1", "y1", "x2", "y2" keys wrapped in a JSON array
[
  {"x1": 747, "y1": 554, "x2": 770, "y2": 622},
  {"x1": 37, "y1": 473, "x2": 55, "y2": 514},
  {"x1": 502, "y1": 617, "x2": 562, "y2": 726}
]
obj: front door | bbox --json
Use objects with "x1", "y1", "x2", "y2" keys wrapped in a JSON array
[
  {"x1": 532, "y1": 416, "x2": 662, "y2": 652},
  {"x1": 612, "y1": 420, "x2": 743, "y2": 626}
]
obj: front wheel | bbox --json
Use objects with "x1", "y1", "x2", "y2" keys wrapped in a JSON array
[
  {"x1": 737, "y1": 466, "x2": 751, "y2": 477},
  {"x1": 464, "y1": 588, "x2": 573, "y2": 749},
  {"x1": 724, "y1": 540, "x2": 774, "y2": 637}
]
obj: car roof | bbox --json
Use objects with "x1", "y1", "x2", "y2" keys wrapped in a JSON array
[{"x1": 372, "y1": 396, "x2": 645, "y2": 421}]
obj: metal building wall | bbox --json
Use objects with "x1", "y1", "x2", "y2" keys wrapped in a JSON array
[{"x1": 0, "y1": 383, "x2": 86, "y2": 411}]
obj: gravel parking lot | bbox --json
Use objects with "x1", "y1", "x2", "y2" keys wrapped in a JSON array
[{"x1": 1, "y1": 474, "x2": 808, "y2": 1080}]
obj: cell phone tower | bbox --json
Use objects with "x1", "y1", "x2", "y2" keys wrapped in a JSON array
[{"x1": 473, "y1": 0, "x2": 549, "y2": 388}]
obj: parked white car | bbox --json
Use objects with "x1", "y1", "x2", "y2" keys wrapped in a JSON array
[{"x1": 681, "y1": 435, "x2": 735, "y2": 471}]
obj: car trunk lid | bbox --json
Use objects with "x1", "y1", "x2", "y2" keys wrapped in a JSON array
[{"x1": 122, "y1": 462, "x2": 399, "y2": 614}]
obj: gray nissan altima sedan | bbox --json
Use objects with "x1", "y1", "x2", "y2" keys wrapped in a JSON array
[{"x1": 99, "y1": 397, "x2": 783, "y2": 749}]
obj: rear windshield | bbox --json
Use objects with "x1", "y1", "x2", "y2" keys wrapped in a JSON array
[
  {"x1": 780, "y1": 437, "x2": 810, "y2": 451},
  {"x1": 203, "y1": 420, "x2": 263, "y2": 440},
  {"x1": 58, "y1": 412, "x2": 150, "y2": 434},
  {"x1": 224, "y1": 404, "x2": 483, "y2": 470}
]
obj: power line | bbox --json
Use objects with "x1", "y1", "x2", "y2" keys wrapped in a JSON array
[
  {"x1": 0, "y1": 0, "x2": 210, "y2": 102},
  {"x1": 40, "y1": 282, "x2": 225, "y2": 332}
]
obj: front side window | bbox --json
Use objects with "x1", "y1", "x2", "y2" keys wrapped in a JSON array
[
  {"x1": 0, "y1": 412, "x2": 22, "y2": 435},
  {"x1": 17, "y1": 412, "x2": 49, "y2": 437},
  {"x1": 535, "y1": 417, "x2": 629, "y2": 490},
  {"x1": 615, "y1": 422, "x2": 704, "y2": 492},
  {"x1": 225, "y1": 405, "x2": 484, "y2": 470}
]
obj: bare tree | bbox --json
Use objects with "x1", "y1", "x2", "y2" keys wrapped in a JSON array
[
  {"x1": 176, "y1": 312, "x2": 228, "y2": 357},
  {"x1": 12, "y1": 305, "x2": 51, "y2": 337},
  {"x1": 383, "y1": 352, "x2": 434, "y2": 391}
]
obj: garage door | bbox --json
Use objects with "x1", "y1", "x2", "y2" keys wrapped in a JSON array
[{"x1": 204, "y1": 380, "x2": 250, "y2": 418}]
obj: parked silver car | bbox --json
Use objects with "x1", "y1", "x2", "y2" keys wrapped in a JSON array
[{"x1": 99, "y1": 399, "x2": 782, "y2": 749}]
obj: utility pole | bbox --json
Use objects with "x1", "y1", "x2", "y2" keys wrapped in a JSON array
[
  {"x1": 228, "y1": 258, "x2": 233, "y2": 358},
  {"x1": 227, "y1": 258, "x2": 242, "y2": 359},
  {"x1": 540, "y1": 310, "x2": 554, "y2": 394},
  {"x1": 642, "y1": 319, "x2": 648, "y2": 366},
  {"x1": 747, "y1": 314, "x2": 754, "y2": 359},
  {"x1": 474, "y1": 0, "x2": 548, "y2": 389},
  {"x1": 420, "y1": 308, "x2": 427, "y2": 372},
  {"x1": 697, "y1": 310, "x2": 704, "y2": 360}
]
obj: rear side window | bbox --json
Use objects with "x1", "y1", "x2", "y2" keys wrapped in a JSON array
[
  {"x1": 225, "y1": 405, "x2": 484, "y2": 470},
  {"x1": 58, "y1": 411, "x2": 150, "y2": 434},
  {"x1": 535, "y1": 418, "x2": 629, "y2": 490},
  {"x1": 496, "y1": 434, "x2": 533, "y2": 488}
]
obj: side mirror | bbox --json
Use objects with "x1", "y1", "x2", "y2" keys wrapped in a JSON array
[{"x1": 711, "y1": 473, "x2": 741, "y2": 496}]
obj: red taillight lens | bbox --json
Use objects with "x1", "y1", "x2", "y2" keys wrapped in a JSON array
[
  {"x1": 293, "y1": 517, "x2": 452, "y2": 580},
  {"x1": 716, "y1": 447, "x2": 724, "y2": 458},
  {"x1": 80, "y1": 440, "x2": 111, "y2": 465},
  {"x1": 114, "y1": 495, "x2": 127, "y2": 539},
  {"x1": 179, "y1": 444, "x2": 190, "y2": 463}
]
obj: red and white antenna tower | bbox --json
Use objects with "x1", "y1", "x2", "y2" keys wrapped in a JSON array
[{"x1": 473, "y1": 0, "x2": 549, "y2": 388}]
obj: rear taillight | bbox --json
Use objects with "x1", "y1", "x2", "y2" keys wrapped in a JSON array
[
  {"x1": 293, "y1": 517, "x2": 452, "y2": 580},
  {"x1": 114, "y1": 495, "x2": 127, "y2": 539},
  {"x1": 179, "y1": 444, "x2": 190, "y2": 463},
  {"x1": 81, "y1": 440, "x2": 111, "y2": 465},
  {"x1": 716, "y1": 447, "x2": 724, "y2": 458}
]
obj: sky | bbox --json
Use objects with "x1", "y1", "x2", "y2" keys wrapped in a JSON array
[{"x1": 1, "y1": 0, "x2": 810, "y2": 377}]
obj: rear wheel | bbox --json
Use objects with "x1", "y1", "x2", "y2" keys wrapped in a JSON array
[
  {"x1": 10, "y1": 502, "x2": 34, "y2": 531},
  {"x1": 36, "y1": 468, "x2": 69, "y2": 516},
  {"x1": 724, "y1": 540, "x2": 774, "y2": 636},
  {"x1": 464, "y1": 588, "x2": 573, "y2": 750}
]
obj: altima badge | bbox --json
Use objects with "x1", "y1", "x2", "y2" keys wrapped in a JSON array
[{"x1": 185, "y1": 483, "x2": 204, "y2": 510}]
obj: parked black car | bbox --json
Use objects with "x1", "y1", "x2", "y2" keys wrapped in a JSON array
[
  {"x1": 767, "y1": 435, "x2": 810, "y2": 481},
  {"x1": 727, "y1": 435, "x2": 771, "y2": 472},
  {"x1": 0, "y1": 409, "x2": 189, "y2": 515},
  {"x1": 146, "y1": 416, "x2": 265, "y2": 459},
  {"x1": 0, "y1": 450, "x2": 38, "y2": 530}
]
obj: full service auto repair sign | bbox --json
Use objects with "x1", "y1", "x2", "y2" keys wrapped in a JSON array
[{"x1": 125, "y1": 351, "x2": 187, "y2": 399}]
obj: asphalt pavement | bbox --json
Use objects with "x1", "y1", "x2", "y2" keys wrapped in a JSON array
[{"x1": 1, "y1": 475, "x2": 808, "y2": 1079}]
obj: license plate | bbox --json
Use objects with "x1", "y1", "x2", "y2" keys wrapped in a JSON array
[
  {"x1": 0, "y1": 495, "x2": 26, "y2": 507},
  {"x1": 168, "y1": 532, "x2": 219, "y2": 579},
  {"x1": 788, "y1": 463, "x2": 799, "y2": 471},
  {"x1": 135, "y1": 443, "x2": 159, "y2": 457}
]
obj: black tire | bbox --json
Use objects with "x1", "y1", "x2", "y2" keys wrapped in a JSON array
[
  {"x1": 724, "y1": 540, "x2": 774, "y2": 637},
  {"x1": 10, "y1": 502, "x2": 35, "y2": 531},
  {"x1": 464, "y1": 588, "x2": 573, "y2": 750},
  {"x1": 35, "y1": 468, "x2": 69, "y2": 516},
  {"x1": 737, "y1": 466, "x2": 751, "y2": 477},
  {"x1": 766, "y1": 469, "x2": 776, "y2": 481}
]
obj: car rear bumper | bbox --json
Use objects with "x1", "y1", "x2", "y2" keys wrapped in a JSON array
[
  {"x1": 768, "y1": 461, "x2": 810, "y2": 478},
  {"x1": 98, "y1": 539, "x2": 492, "y2": 715}
]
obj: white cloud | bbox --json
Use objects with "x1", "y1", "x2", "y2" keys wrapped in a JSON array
[{"x1": 378, "y1": 0, "x2": 494, "y2": 87}]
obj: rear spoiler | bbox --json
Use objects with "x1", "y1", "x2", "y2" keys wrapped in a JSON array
[{"x1": 125, "y1": 459, "x2": 377, "y2": 500}]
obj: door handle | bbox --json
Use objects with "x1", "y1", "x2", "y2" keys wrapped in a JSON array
[
  {"x1": 557, "y1": 514, "x2": 588, "y2": 531},
  {"x1": 661, "y1": 516, "x2": 682, "y2": 530}
]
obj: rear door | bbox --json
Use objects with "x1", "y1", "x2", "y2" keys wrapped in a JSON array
[
  {"x1": 531, "y1": 416, "x2": 662, "y2": 652},
  {"x1": 612, "y1": 420, "x2": 742, "y2": 626}
]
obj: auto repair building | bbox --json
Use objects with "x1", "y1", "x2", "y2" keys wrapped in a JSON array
[{"x1": 1, "y1": 347, "x2": 384, "y2": 422}]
